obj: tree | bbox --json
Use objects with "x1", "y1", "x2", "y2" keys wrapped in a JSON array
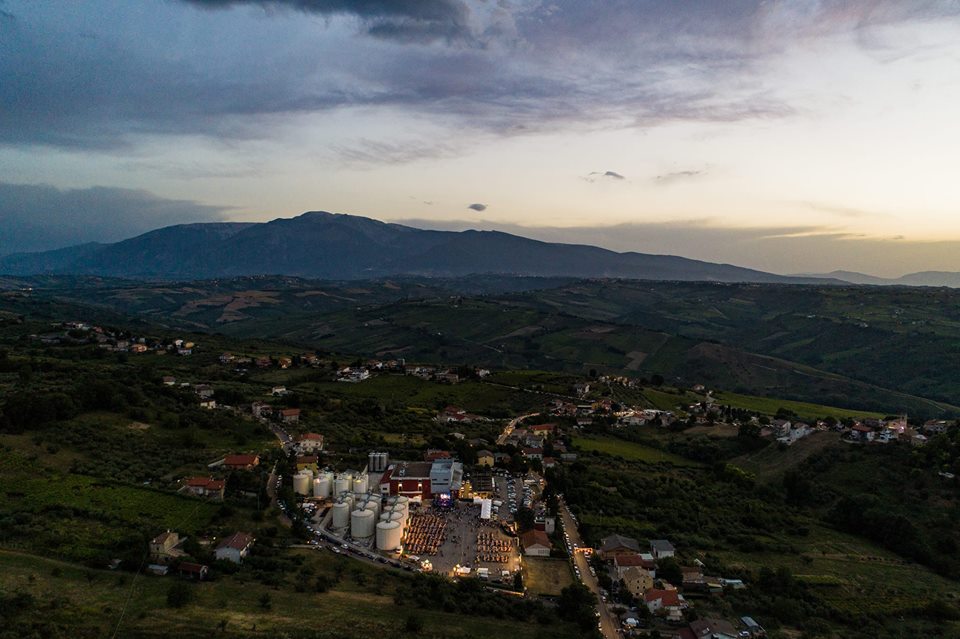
[
  {"x1": 656, "y1": 557, "x2": 682, "y2": 587},
  {"x1": 166, "y1": 581, "x2": 192, "y2": 608}
]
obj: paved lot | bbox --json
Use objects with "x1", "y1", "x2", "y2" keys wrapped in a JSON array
[{"x1": 418, "y1": 502, "x2": 520, "y2": 579}]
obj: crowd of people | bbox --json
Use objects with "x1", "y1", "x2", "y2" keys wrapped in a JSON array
[{"x1": 404, "y1": 513, "x2": 447, "y2": 555}]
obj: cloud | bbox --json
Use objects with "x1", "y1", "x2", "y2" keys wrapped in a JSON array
[
  {"x1": 798, "y1": 201, "x2": 884, "y2": 218},
  {"x1": 179, "y1": 0, "x2": 472, "y2": 43},
  {"x1": 655, "y1": 169, "x2": 706, "y2": 185},
  {"x1": 0, "y1": 182, "x2": 230, "y2": 255},
  {"x1": 584, "y1": 171, "x2": 625, "y2": 183},
  {"x1": 467, "y1": 203, "x2": 487, "y2": 212},
  {"x1": 3, "y1": 1, "x2": 960, "y2": 154},
  {"x1": 332, "y1": 138, "x2": 461, "y2": 167}
]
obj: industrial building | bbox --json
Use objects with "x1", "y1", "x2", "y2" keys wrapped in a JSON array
[{"x1": 379, "y1": 459, "x2": 463, "y2": 499}]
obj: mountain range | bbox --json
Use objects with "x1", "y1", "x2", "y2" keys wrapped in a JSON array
[
  {"x1": 2, "y1": 211, "x2": 958, "y2": 286},
  {"x1": 0, "y1": 211, "x2": 833, "y2": 283}
]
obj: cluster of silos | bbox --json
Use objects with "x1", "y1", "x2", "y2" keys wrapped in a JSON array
[
  {"x1": 368, "y1": 451, "x2": 389, "y2": 472},
  {"x1": 312, "y1": 471, "x2": 333, "y2": 499}
]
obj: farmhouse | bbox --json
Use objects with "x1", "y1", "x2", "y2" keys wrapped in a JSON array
[
  {"x1": 149, "y1": 531, "x2": 186, "y2": 563},
  {"x1": 223, "y1": 454, "x2": 260, "y2": 470},
  {"x1": 181, "y1": 477, "x2": 225, "y2": 500},
  {"x1": 215, "y1": 532, "x2": 255, "y2": 564},
  {"x1": 644, "y1": 588, "x2": 686, "y2": 615},
  {"x1": 622, "y1": 566, "x2": 655, "y2": 598}
]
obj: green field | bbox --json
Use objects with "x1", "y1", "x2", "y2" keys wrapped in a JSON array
[
  {"x1": 711, "y1": 390, "x2": 887, "y2": 421},
  {"x1": 523, "y1": 557, "x2": 574, "y2": 596},
  {"x1": 0, "y1": 550, "x2": 580, "y2": 639},
  {"x1": 572, "y1": 435, "x2": 701, "y2": 466}
]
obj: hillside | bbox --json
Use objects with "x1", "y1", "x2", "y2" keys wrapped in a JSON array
[{"x1": 0, "y1": 211, "x2": 837, "y2": 284}]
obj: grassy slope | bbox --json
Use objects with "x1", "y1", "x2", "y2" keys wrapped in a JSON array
[{"x1": 0, "y1": 550, "x2": 577, "y2": 639}]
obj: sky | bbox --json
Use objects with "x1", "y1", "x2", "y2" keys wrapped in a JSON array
[{"x1": 3, "y1": 0, "x2": 960, "y2": 276}]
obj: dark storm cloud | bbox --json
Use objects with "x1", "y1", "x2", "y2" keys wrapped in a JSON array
[
  {"x1": 179, "y1": 0, "x2": 471, "y2": 43},
  {"x1": 0, "y1": 182, "x2": 230, "y2": 255},
  {"x1": 3, "y1": 1, "x2": 960, "y2": 152},
  {"x1": 467, "y1": 203, "x2": 487, "y2": 212}
]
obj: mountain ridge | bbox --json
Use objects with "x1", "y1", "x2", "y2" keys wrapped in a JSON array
[{"x1": 0, "y1": 211, "x2": 840, "y2": 284}]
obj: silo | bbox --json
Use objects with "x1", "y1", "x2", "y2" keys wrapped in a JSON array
[
  {"x1": 393, "y1": 495, "x2": 409, "y2": 518},
  {"x1": 331, "y1": 501, "x2": 350, "y2": 529},
  {"x1": 364, "y1": 498, "x2": 381, "y2": 519},
  {"x1": 380, "y1": 452, "x2": 389, "y2": 471},
  {"x1": 351, "y1": 508, "x2": 375, "y2": 540},
  {"x1": 352, "y1": 473, "x2": 369, "y2": 494},
  {"x1": 368, "y1": 452, "x2": 378, "y2": 472},
  {"x1": 293, "y1": 472, "x2": 311, "y2": 496},
  {"x1": 316, "y1": 474, "x2": 331, "y2": 499},
  {"x1": 389, "y1": 509, "x2": 406, "y2": 533},
  {"x1": 376, "y1": 521, "x2": 402, "y2": 551},
  {"x1": 335, "y1": 473, "x2": 353, "y2": 496}
]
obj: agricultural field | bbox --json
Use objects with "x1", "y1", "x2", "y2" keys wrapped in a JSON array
[
  {"x1": 523, "y1": 557, "x2": 575, "y2": 597},
  {"x1": 710, "y1": 390, "x2": 886, "y2": 421},
  {"x1": 572, "y1": 435, "x2": 702, "y2": 467}
]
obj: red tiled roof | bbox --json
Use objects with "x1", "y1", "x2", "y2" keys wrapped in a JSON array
[
  {"x1": 224, "y1": 454, "x2": 259, "y2": 467},
  {"x1": 299, "y1": 432, "x2": 323, "y2": 441},
  {"x1": 281, "y1": 408, "x2": 300, "y2": 416},
  {"x1": 520, "y1": 529, "x2": 551, "y2": 550},
  {"x1": 217, "y1": 532, "x2": 254, "y2": 551},
  {"x1": 644, "y1": 589, "x2": 681, "y2": 607}
]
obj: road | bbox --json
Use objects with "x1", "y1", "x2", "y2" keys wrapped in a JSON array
[
  {"x1": 559, "y1": 501, "x2": 620, "y2": 639},
  {"x1": 496, "y1": 412, "x2": 540, "y2": 445}
]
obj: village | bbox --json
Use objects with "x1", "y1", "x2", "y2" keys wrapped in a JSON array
[{"x1": 31, "y1": 319, "x2": 959, "y2": 639}]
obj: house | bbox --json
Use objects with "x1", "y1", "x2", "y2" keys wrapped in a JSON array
[
  {"x1": 146, "y1": 564, "x2": 169, "y2": 576},
  {"x1": 178, "y1": 562, "x2": 209, "y2": 581},
  {"x1": 493, "y1": 452, "x2": 512, "y2": 465},
  {"x1": 255, "y1": 357, "x2": 272, "y2": 368},
  {"x1": 622, "y1": 566, "x2": 655, "y2": 598},
  {"x1": 182, "y1": 477, "x2": 225, "y2": 500},
  {"x1": 600, "y1": 534, "x2": 642, "y2": 560},
  {"x1": 520, "y1": 529, "x2": 552, "y2": 557},
  {"x1": 614, "y1": 553, "x2": 655, "y2": 577},
  {"x1": 296, "y1": 432, "x2": 324, "y2": 453},
  {"x1": 644, "y1": 588, "x2": 686, "y2": 614},
  {"x1": 199, "y1": 399, "x2": 217, "y2": 410},
  {"x1": 689, "y1": 618, "x2": 739, "y2": 639},
  {"x1": 271, "y1": 385, "x2": 288, "y2": 396},
  {"x1": 923, "y1": 419, "x2": 950, "y2": 435},
  {"x1": 529, "y1": 423, "x2": 556, "y2": 437},
  {"x1": 277, "y1": 356, "x2": 292, "y2": 369},
  {"x1": 437, "y1": 405, "x2": 470, "y2": 423},
  {"x1": 215, "y1": 532, "x2": 255, "y2": 564},
  {"x1": 162, "y1": 376, "x2": 176, "y2": 386},
  {"x1": 573, "y1": 382, "x2": 590, "y2": 397},
  {"x1": 194, "y1": 384, "x2": 214, "y2": 399},
  {"x1": 850, "y1": 423, "x2": 874, "y2": 441},
  {"x1": 295, "y1": 455, "x2": 319, "y2": 473},
  {"x1": 223, "y1": 454, "x2": 260, "y2": 470},
  {"x1": 149, "y1": 531, "x2": 186, "y2": 563},
  {"x1": 475, "y1": 450, "x2": 495, "y2": 467},
  {"x1": 522, "y1": 447, "x2": 543, "y2": 461},
  {"x1": 219, "y1": 352, "x2": 235, "y2": 364},
  {"x1": 651, "y1": 539, "x2": 676, "y2": 559},
  {"x1": 280, "y1": 408, "x2": 300, "y2": 424},
  {"x1": 423, "y1": 449, "x2": 452, "y2": 462},
  {"x1": 542, "y1": 457, "x2": 557, "y2": 469}
]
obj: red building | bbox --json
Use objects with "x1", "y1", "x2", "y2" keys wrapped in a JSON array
[{"x1": 379, "y1": 461, "x2": 432, "y2": 499}]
